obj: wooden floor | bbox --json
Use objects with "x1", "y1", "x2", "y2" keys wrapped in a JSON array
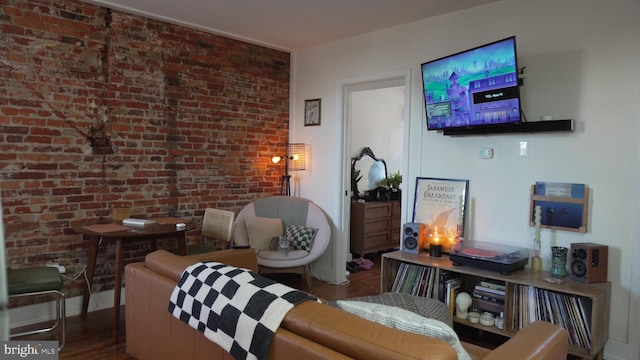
[{"x1": 15, "y1": 253, "x2": 383, "y2": 360}]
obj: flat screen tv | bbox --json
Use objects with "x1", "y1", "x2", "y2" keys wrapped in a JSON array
[{"x1": 421, "y1": 36, "x2": 522, "y2": 131}]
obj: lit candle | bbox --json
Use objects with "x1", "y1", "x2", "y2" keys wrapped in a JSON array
[{"x1": 430, "y1": 227, "x2": 443, "y2": 257}]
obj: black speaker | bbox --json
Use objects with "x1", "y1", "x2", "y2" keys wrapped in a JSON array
[
  {"x1": 402, "y1": 223, "x2": 424, "y2": 254},
  {"x1": 570, "y1": 243, "x2": 608, "y2": 283}
]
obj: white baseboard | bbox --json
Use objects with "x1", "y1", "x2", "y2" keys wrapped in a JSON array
[
  {"x1": 8, "y1": 290, "x2": 124, "y2": 329},
  {"x1": 603, "y1": 338, "x2": 635, "y2": 360}
]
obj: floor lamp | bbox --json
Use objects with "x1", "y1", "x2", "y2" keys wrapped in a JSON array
[{"x1": 272, "y1": 142, "x2": 307, "y2": 196}]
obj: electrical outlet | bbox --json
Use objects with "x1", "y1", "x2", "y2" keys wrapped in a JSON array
[{"x1": 46, "y1": 263, "x2": 66, "y2": 274}]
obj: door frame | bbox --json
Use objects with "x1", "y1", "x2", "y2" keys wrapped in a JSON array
[{"x1": 336, "y1": 69, "x2": 413, "y2": 283}]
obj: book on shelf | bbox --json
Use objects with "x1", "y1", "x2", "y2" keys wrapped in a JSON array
[
  {"x1": 438, "y1": 271, "x2": 457, "y2": 302},
  {"x1": 472, "y1": 289, "x2": 505, "y2": 304},
  {"x1": 450, "y1": 286, "x2": 462, "y2": 316},
  {"x1": 474, "y1": 285, "x2": 506, "y2": 296},
  {"x1": 445, "y1": 277, "x2": 462, "y2": 315},
  {"x1": 471, "y1": 297, "x2": 504, "y2": 316},
  {"x1": 480, "y1": 279, "x2": 506, "y2": 291}
]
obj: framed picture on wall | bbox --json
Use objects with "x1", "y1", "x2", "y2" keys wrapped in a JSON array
[
  {"x1": 529, "y1": 181, "x2": 588, "y2": 232},
  {"x1": 413, "y1": 177, "x2": 469, "y2": 252},
  {"x1": 304, "y1": 98, "x2": 321, "y2": 126}
]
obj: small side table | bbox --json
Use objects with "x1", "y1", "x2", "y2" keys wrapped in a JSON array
[{"x1": 74, "y1": 219, "x2": 193, "y2": 343}]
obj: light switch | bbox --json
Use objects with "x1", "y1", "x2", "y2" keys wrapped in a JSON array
[{"x1": 519, "y1": 141, "x2": 529, "y2": 157}]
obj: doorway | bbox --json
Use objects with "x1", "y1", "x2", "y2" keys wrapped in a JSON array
[{"x1": 337, "y1": 70, "x2": 411, "y2": 284}]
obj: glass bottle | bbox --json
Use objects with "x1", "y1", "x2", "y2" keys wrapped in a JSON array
[
  {"x1": 495, "y1": 311, "x2": 504, "y2": 330},
  {"x1": 550, "y1": 246, "x2": 568, "y2": 278},
  {"x1": 531, "y1": 240, "x2": 542, "y2": 272}
]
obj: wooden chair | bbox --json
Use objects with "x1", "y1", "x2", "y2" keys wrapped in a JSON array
[{"x1": 185, "y1": 208, "x2": 235, "y2": 254}]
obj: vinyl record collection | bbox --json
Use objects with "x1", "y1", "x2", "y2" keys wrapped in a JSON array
[
  {"x1": 391, "y1": 263, "x2": 438, "y2": 299},
  {"x1": 511, "y1": 284, "x2": 593, "y2": 350}
]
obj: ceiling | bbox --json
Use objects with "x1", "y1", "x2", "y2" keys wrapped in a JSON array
[{"x1": 84, "y1": 0, "x2": 499, "y2": 51}]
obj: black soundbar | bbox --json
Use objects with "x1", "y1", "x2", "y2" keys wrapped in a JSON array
[{"x1": 442, "y1": 119, "x2": 574, "y2": 136}]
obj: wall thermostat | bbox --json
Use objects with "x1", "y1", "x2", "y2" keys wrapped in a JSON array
[{"x1": 479, "y1": 147, "x2": 494, "y2": 159}]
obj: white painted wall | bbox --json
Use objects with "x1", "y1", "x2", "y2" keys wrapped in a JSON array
[
  {"x1": 351, "y1": 86, "x2": 405, "y2": 175},
  {"x1": 291, "y1": 0, "x2": 640, "y2": 358}
]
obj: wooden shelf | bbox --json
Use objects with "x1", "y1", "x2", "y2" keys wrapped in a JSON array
[
  {"x1": 442, "y1": 119, "x2": 574, "y2": 136},
  {"x1": 381, "y1": 250, "x2": 610, "y2": 360}
]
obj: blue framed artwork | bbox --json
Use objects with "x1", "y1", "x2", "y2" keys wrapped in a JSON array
[{"x1": 529, "y1": 182, "x2": 588, "y2": 233}]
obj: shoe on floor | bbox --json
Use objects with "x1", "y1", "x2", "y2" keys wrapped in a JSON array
[
  {"x1": 360, "y1": 258, "x2": 374, "y2": 270},
  {"x1": 346, "y1": 261, "x2": 360, "y2": 273},
  {"x1": 352, "y1": 257, "x2": 373, "y2": 270}
]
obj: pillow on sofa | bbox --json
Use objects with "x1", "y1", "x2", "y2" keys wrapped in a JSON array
[
  {"x1": 284, "y1": 225, "x2": 318, "y2": 252},
  {"x1": 336, "y1": 300, "x2": 471, "y2": 360},
  {"x1": 244, "y1": 216, "x2": 284, "y2": 252}
]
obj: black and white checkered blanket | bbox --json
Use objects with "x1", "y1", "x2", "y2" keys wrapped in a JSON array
[{"x1": 168, "y1": 261, "x2": 316, "y2": 360}]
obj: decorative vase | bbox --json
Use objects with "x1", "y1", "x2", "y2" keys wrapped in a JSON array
[{"x1": 550, "y1": 246, "x2": 568, "y2": 278}]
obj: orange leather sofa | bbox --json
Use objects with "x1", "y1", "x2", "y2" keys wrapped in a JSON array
[{"x1": 125, "y1": 249, "x2": 568, "y2": 360}]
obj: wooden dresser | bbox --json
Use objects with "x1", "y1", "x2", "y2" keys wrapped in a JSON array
[{"x1": 350, "y1": 200, "x2": 400, "y2": 258}]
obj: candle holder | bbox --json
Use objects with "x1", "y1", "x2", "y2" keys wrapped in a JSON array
[
  {"x1": 531, "y1": 238, "x2": 542, "y2": 272},
  {"x1": 423, "y1": 226, "x2": 444, "y2": 257},
  {"x1": 430, "y1": 244, "x2": 443, "y2": 257},
  {"x1": 531, "y1": 205, "x2": 543, "y2": 272}
]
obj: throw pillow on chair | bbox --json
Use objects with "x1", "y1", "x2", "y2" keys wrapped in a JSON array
[
  {"x1": 284, "y1": 225, "x2": 318, "y2": 251},
  {"x1": 243, "y1": 216, "x2": 284, "y2": 251}
]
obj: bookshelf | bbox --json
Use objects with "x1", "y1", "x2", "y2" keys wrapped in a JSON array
[{"x1": 381, "y1": 250, "x2": 611, "y2": 360}]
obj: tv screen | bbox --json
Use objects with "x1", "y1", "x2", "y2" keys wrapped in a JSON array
[{"x1": 421, "y1": 36, "x2": 522, "y2": 131}]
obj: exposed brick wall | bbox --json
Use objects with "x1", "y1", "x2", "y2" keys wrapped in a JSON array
[{"x1": 0, "y1": 0, "x2": 290, "y2": 298}]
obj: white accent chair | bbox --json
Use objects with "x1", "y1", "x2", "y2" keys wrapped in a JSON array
[{"x1": 233, "y1": 196, "x2": 331, "y2": 290}]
